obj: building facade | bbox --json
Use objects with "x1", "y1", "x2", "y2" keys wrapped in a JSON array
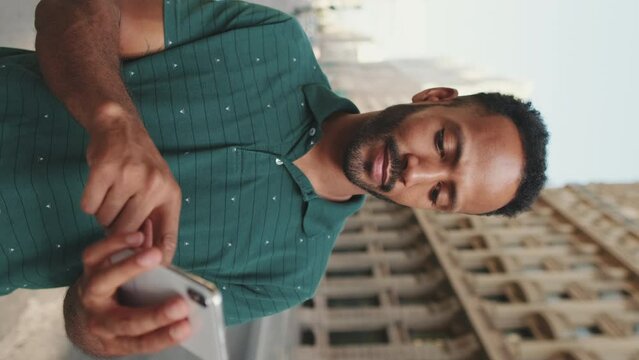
[{"x1": 288, "y1": 184, "x2": 639, "y2": 360}]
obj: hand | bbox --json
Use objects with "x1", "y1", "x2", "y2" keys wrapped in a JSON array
[
  {"x1": 81, "y1": 111, "x2": 181, "y2": 264},
  {"x1": 68, "y1": 221, "x2": 192, "y2": 357}
]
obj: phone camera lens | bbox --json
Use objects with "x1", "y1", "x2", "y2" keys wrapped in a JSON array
[{"x1": 187, "y1": 288, "x2": 207, "y2": 307}]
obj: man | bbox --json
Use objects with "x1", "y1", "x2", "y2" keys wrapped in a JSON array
[{"x1": 0, "y1": 0, "x2": 548, "y2": 356}]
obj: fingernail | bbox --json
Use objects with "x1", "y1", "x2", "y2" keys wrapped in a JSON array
[
  {"x1": 137, "y1": 250, "x2": 161, "y2": 267},
  {"x1": 166, "y1": 300, "x2": 189, "y2": 320},
  {"x1": 169, "y1": 322, "x2": 191, "y2": 340},
  {"x1": 126, "y1": 233, "x2": 143, "y2": 245}
]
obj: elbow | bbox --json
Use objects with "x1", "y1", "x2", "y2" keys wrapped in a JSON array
[
  {"x1": 34, "y1": 0, "x2": 80, "y2": 32},
  {"x1": 34, "y1": 0, "x2": 54, "y2": 32},
  {"x1": 34, "y1": 0, "x2": 57, "y2": 53}
]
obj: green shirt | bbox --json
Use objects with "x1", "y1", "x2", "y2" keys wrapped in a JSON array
[{"x1": 0, "y1": 0, "x2": 364, "y2": 325}]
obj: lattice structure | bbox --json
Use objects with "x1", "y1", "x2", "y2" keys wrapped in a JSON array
[
  {"x1": 578, "y1": 183, "x2": 639, "y2": 223},
  {"x1": 289, "y1": 184, "x2": 639, "y2": 360},
  {"x1": 291, "y1": 201, "x2": 483, "y2": 360}
]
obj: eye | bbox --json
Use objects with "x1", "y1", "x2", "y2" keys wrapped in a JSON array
[
  {"x1": 435, "y1": 128, "x2": 445, "y2": 158},
  {"x1": 429, "y1": 182, "x2": 442, "y2": 206}
]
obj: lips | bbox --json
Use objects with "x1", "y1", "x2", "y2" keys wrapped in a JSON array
[
  {"x1": 381, "y1": 144, "x2": 389, "y2": 186},
  {"x1": 371, "y1": 143, "x2": 390, "y2": 188},
  {"x1": 371, "y1": 145, "x2": 384, "y2": 186}
]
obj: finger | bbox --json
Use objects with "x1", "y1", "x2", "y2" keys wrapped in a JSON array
[
  {"x1": 84, "y1": 247, "x2": 162, "y2": 300},
  {"x1": 101, "y1": 296, "x2": 189, "y2": 337},
  {"x1": 115, "y1": 319, "x2": 191, "y2": 356},
  {"x1": 81, "y1": 170, "x2": 113, "y2": 215},
  {"x1": 92, "y1": 220, "x2": 152, "y2": 275},
  {"x1": 95, "y1": 186, "x2": 136, "y2": 227},
  {"x1": 142, "y1": 219, "x2": 153, "y2": 248},
  {"x1": 152, "y1": 202, "x2": 181, "y2": 265},
  {"x1": 110, "y1": 195, "x2": 155, "y2": 235},
  {"x1": 82, "y1": 232, "x2": 144, "y2": 271}
]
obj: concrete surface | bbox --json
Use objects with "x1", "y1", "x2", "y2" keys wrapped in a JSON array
[{"x1": 0, "y1": 288, "x2": 70, "y2": 360}]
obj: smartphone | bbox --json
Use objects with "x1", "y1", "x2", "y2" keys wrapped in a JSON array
[{"x1": 111, "y1": 250, "x2": 228, "y2": 360}]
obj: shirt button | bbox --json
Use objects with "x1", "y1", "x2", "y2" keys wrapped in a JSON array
[
  {"x1": 275, "y1": 158, "x2": 283, "y2": 165},
  {"x1": 309, "y1": 127, "x2": 316, "y2": 136}
]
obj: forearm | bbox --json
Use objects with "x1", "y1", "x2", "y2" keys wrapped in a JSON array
[
  {"x1": 34, "y1": 0, "x2": 139, "y2": 134},
  {"x1": 64, "y1": 280, "x2": 108, "y2": 357}
]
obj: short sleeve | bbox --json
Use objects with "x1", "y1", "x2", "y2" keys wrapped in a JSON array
[{"x1": 163, "y1": 0, "x2": 292, "y2": 48}]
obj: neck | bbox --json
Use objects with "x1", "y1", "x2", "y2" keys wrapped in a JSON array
[{"x1": 293, "y1": 111, "x2": 378, "y2": 202}]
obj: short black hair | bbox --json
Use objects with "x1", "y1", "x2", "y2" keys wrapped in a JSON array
[{"x1": 454, "y1": 93, "x2": 549, "y2": 217}]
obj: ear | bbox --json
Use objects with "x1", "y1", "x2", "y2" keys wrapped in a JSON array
[{"x1": 411, "y1": 87, "x2": 458, "y2": 103}]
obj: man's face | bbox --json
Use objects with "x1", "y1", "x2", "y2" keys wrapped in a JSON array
[{"x1": 343, "y1": 100, "x2": 524, "y2": 214}]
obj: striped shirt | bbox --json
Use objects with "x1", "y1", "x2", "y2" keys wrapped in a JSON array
[{"x1": 0, "y1": 0, "x2": 364, "y2": 325}]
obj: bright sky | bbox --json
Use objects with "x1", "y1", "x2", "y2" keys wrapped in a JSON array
[{"x1": 341, "y1": 0, "x2": 639, "y2": 186}]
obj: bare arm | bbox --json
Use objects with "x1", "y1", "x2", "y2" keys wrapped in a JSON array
[
  {"x1": 34, "y1": 0, "x2": 180, "y2": 261},
  {"x1": 34, "y1": 0, "x2": 164, "y2": 127},
  {"x1": 35, "y1": 2, "x2": 183, "y2": 354}
]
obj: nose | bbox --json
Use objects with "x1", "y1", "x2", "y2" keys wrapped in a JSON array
[{"x1": 402, "y1": 153, "x2": 448, "y2": 188}]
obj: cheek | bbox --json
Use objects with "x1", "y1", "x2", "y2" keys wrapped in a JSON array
[
  {"x1": 396, "y1": 120, "x2": 437, "y2": 154},
  {"x1": 391, "y1": 186, "x2": 428, "y2": 208}
]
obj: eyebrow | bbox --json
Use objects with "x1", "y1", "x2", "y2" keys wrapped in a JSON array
[{"x1": 448, "y1": 125, "x2": 465, "y2": 212}]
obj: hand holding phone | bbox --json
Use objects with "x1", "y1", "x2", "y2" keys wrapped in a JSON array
[
  {"x1": 111, "y1": 221, "x2": 228, "y2": 360},
  {"x1": 69, "y1": 221, "x2": 192, "y2": 358}
]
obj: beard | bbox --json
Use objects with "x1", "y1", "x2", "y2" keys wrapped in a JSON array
[{"x1": 342, "y1": 104, "x2": 428, "y2": 202}]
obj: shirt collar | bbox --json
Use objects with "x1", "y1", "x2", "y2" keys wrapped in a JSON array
[
  {"x1": 302, "y1": 83, "x2": 360, "y2": 128},
  {"x1": 285, "y1": 83, "x2": 363, "y2": 204}
]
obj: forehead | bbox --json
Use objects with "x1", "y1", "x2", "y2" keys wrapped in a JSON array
[{"x1": 438, "y1": 105, "x2": 525, "y2": 214}]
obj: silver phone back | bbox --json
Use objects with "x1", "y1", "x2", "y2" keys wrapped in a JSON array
[{"x1": 114, "y1": 251, "x2": 228, "y2": 360}]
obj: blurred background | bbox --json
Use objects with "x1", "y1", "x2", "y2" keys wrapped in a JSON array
[{"x1": 1, "y1": 0, "x2": 638, "y2": 359}]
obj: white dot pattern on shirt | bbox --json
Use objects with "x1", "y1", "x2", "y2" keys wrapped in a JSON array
[{"x1": 0, "y1": 1, "x2": 359, "y2": 325}]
